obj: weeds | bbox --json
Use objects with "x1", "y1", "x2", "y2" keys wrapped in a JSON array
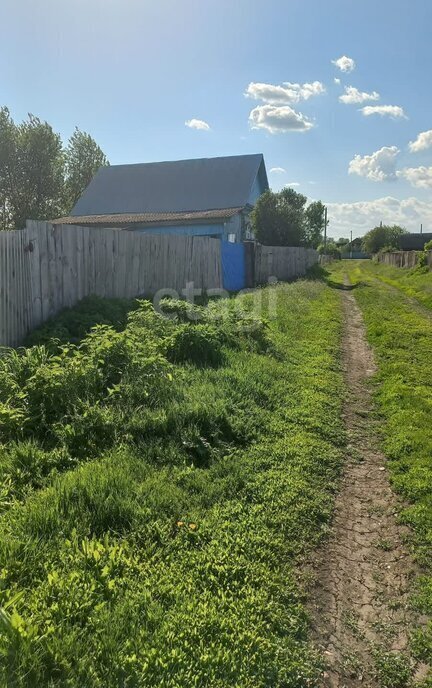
[{"x1": 0, "y1": 281, "x2": 345, "y2": 686}]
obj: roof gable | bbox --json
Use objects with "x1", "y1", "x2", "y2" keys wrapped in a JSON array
[{"x1": 71, "y1": 154, "x2": 268, "y2": 217}]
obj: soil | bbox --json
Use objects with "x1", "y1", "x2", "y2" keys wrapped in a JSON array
[{"x1": 308, "y1": 282, "x2": 428, "y2": 687}]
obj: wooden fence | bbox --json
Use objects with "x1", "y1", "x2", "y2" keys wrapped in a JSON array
[
  {"x1": 0, "y1": 221, "x2": 222, "y2": 347},
  {"x1": 377, "y1": 250, "x2": 432, "y2": 269},
  {"x1": 0, "y1": 222, "x2": 318, "y2": 347},
  {"x1": 254, "y1": 245, "x2": 318, "y2": 284}
]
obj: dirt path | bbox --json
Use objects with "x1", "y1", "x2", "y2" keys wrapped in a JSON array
[{"x1": 309, "y1": 282, "x2": 426, "y2": 687}]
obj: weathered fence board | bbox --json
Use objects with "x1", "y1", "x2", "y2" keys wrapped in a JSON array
[
  {"x1": 0, "y1": 223, "x2": 223, "y2": 347},
  {"x1": 377, "y1": 250, "x2": 432, "y2": 269},
  {"x1": 0, "y1": 223, "x2": 318, "y2": 347},
  {"x1": 254, "y1": 245, "x2": 318, "y2": 284}
]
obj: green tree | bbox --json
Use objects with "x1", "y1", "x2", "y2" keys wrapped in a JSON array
[
  {"x1": 0, "y1": 108, "x2": 65, "y2": 230},
  {"x1": 362, "y1": 225, "x2": 408, "y2": 254},
  {"x1": 0, "y1": 108, "x2": 109, "y2": 230},
  {"x1": 305, "y1": 200, "x2": 326, "y2": 248},
  {"x1": 64, "y1": 128, "x2": 109, "y2": 211},
  {"x1": 0, "y1": 107, "x2": 16, "y2": 230},
  {"x1": 251, "y1": 187, "x2": 307, "y2": 246}
]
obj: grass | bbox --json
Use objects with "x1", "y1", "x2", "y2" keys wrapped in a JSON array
[
  {"x1": 344, "y1": 259, "x2": 432, "y2": 311},
  {"x1": 0, "y1": 282, "x2": 345, "y2": 687},
  {"x1": 23, "y1": 295, "x2": 139, "y2": 350},
  {"x1": 329, "y1": 260, "x2": 432, "y2": 673}
]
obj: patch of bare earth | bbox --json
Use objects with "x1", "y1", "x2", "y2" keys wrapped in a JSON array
[{"x1": 308, "y1": 282, "x2": 428, "y2": 687}]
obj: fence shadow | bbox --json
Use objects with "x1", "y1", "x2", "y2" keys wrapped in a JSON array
[
  {"x1": 326, "y1": 280, "x2": 364, "y2": 291},
  {"x1": 304, "y1": 264, "x2": 367, "y2": 291}
]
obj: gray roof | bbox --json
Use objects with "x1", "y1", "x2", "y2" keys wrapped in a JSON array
[
  {"x1": 71, "y1": 154, "x2": 268, "y2": 217},
  {"x1": 399, "y1": 233, "x2": 432, "y2": 250}
]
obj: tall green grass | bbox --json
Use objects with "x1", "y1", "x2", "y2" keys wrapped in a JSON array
[{"x1": 0, "y1": 283, "x2": 345, "y2": 686}]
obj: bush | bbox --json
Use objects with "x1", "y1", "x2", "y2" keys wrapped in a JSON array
[
  {"x1": 417, "y1": 240, "x2": 432, "y2": 268},
  {"x1": 158, "y1": 298, "x2": 204, "y2": 323},
  {"x1": 167, "y1": 324, "x2": 224, "y2": 367},
  {"x1": 317, "y1": 241, "x2": 341, "y2": 259}
]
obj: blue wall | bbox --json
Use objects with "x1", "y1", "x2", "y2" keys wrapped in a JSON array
[{"x1": 132, "y1": 212, "x2": 244, "y2": 242}]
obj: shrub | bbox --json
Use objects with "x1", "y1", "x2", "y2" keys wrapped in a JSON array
[
  {"x1": 158, "y1": 298, "x2": 204, "y2": 323},
  {"x1": 167, "y1": 324, "x2": 224, "y2": 367},
  {"x1": 417, "y1": 239, "x2": 432, "y2": 269}
]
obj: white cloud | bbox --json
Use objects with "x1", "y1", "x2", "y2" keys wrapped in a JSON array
[
  {"x1": 348, "y1": 146, "x2": 400, "y2": 182},
  {"x1": 245, "y1": 81, "x2": 325, "y2": 105},
  {"x1": 408, "y1": 129, "x2": 432, "y2": 152},
  {"x1": 249, "y1": 104, "x2": 314, "y2": 134},
  {"x1": 397, "y1": 166, "x2": 432, "y2": 189},
  {"x1": 270, "y1": 167, "x2": 286, "y2": 173},
  {"x1": 334, "y1": 78, "x2": 341, "y2": 85},
  {"x1": 332, "y1": 55, "x2": 356, "y2": 73},
  {"x1": 327, "y1": 196, "x2": 432, "y2": 237},
  {"x1": 285, "y1": 182, "x2": 300, "y2": 187},
  {"x1": 185, "y1": 118, "x2": 210, "y2": 131},
  {"x1": 361, "y1": 105, "x2": 407, "y2": 119},
  {"x1": 339, "y1": 85, "x2": 380, "y2": 104}
]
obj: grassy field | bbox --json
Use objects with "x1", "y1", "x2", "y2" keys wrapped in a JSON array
[
  {"x1": 328, "y1": 260, "x2": 432, "y2": 670},
  {"x1": 340, "y1": 259, "x2": 432, "y2": 311},
  {"x1": 0, "y1": 282, "x2": 345, "y2": 687}
]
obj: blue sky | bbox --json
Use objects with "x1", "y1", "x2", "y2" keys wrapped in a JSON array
[{"x1": 1, "y1": 0, "x2": 432, "y2": 237}]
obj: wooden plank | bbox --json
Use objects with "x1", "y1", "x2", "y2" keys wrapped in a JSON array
[
  {"x1": 46, "y1": 223, "x2": 57, "y2": 318},
  {"x1": 60, "y1": 225, "x2": 71, "y2": 308},
  {"x1": 28, "y1": 220, "x2": 43, "y2": 329},
  {"x1": 22, "y1": 228, "x2": 32, "y2": 339}
]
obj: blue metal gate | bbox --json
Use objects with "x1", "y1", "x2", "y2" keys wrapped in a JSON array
[{"x1": 221, "y1": 241, "x2": 246, "y2": 291}]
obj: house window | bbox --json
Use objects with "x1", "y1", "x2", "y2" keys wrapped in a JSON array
[{"x1": 227, "y1": 233, "x2": 236, "y2": 243}]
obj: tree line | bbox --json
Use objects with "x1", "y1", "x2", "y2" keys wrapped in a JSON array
[{"x1": 0, "y1": 107, "x2": 109, "y2": 230}]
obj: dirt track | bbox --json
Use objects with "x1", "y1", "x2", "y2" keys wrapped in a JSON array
[{"x1": 309, "y1": 283, "x2": 426, "y2": 687}]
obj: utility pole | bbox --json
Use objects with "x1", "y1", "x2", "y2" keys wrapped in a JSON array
[
  {"x1": 350, "y1": 230, "x2": 353, "y2": 259},
  {"x1": 324, "y1": 206, "x2": 328, "y2": 253},
  {"x1": 420, "y1": 223, "x2": 423, "y2": 235}
]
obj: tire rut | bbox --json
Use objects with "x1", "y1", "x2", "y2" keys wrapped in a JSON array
[{"x1": 308, "y1": 282, "x2": 427, "y2": 687}]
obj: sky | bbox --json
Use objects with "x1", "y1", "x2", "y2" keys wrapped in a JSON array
[{"x1": 1, "y1": 0, "x2": 432, "y2": 239}]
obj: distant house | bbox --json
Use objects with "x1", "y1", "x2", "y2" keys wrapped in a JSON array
[
  {"x1": 53, "y1": 154, "x2": 269, "y2": 243},
  {"x1": 399, "y1": 233, "x2": 432, "y2": 251}
]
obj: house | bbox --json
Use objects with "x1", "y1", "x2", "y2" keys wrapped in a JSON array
[
  {"x1": 398, "y1": 232, "x2": 432, "y2": 251},
  {"x1": 53, "y1": 154, "x2": 269, "y2": 243}
]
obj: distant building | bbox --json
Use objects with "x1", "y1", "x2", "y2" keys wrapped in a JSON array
[
  {"x1": 399, "y1": 233, "x2": 432, "y2": 251},
  {"x1": 53, "y1": 154, "x2": 269, "y2": 243}
]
